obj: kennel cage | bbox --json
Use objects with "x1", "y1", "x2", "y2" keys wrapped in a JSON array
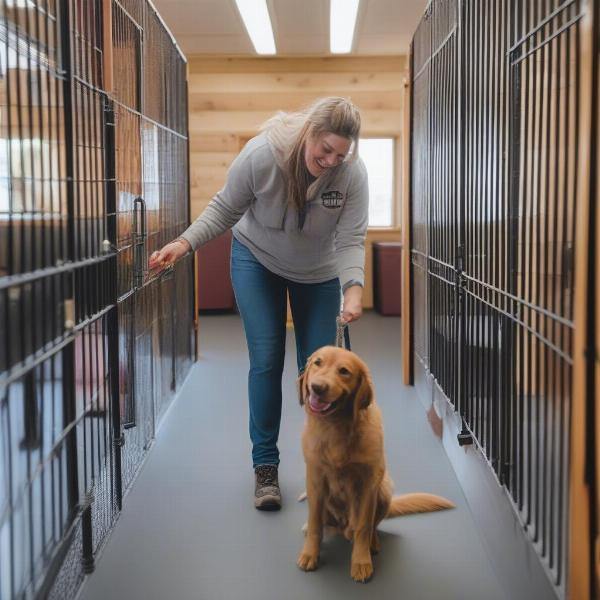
[
  {"x1": 409, "y1": 1, "x2": 592, "y2": 598},
  {"x1": 0, "y1": 0, "x2": 194, "y2": 598}
]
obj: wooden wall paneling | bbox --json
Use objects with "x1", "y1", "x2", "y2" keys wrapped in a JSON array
[
  {"x1": 188, "y1": 72, "x2": 405, "y2": 94},
  {"x1": 190, "y1": 162, "x2": 230, "y2": 186},
  {"x1": 187, "y1": 55, "x2": 404, "y2": 310},
  {"x1": 188, "y1": 56, "x2": 406, "y2": 74},
  {"x1": 189, "y1": 90, "x2": 404, "y2": 112},
  {"x1": 188, "y1": 110, "x2": 402, "y2": 136},
  {"x1": 189, "y1": 134, "x2": 241, "y2": 152},
  {"x1": 190, "y1": 152, "x2": 238, "y2": 168}
]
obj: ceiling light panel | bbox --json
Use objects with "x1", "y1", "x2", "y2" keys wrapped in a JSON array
[
  {"x1": 330, "y1": 0, "x2": 360, "y2": 54},
  {"x1": 234, "y1": 0, "x2": 276, "y2": 55}
]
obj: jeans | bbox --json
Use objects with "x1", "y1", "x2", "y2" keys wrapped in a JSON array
[{"x1": 230, "y1": 236, "x2": 343, "y2": 468}]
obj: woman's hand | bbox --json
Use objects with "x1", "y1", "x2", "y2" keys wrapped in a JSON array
[
  {"x1": 149, "y1": 238, "x2": 192, "y2": 271},
  {"x1": 341, "y1": 284, "x2": 363, "y2": 323}
]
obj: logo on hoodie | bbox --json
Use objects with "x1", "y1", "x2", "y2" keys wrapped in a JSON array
[{"x1": 321, "y1": 190, "x2": 344, "y2": 209}]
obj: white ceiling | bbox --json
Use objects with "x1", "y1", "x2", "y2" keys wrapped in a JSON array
[{"x1": 152, "y1": 0, "x2": 429, "y2": 57}]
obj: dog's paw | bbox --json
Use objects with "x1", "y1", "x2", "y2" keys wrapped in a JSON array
[
  {"x1": 297, "y1": 491, "x2": 307, "y2": 502},
  {"x1": 351, "y1": 562, "x2": 373, "y2": 583},
  {"x1": 301, "y1": 522, "x2": 308, "y2": 535},
  {"x1": 297, "y1": 552, "x2": 319, "y2": 571}
]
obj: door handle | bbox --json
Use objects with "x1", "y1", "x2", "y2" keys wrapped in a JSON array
[{"x1": 133, "y1": 196, "x2": 147, "y2": 287}]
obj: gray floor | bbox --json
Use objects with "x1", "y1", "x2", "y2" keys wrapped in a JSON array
[{"x1": 80, "y1": 312, "x2": 507, "y2": 600}]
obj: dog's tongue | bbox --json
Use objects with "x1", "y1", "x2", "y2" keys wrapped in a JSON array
[{"x1": 309, "y1": 392, "x2": 331, "y2": 413}]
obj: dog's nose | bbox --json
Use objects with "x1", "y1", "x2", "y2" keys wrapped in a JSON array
[{"x1": 310, "y1": 382, "x2": 328, "y2": 396}]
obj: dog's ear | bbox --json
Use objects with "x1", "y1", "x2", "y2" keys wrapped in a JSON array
[
  {"x1": 353, "y1": 365, "x2": 373, "y2": 419},
  {"x1": 297, "y1": 371, "x2": 306, "y2": 405},
  {"x1": 297, "y1": 360, "x2": 311, "y2": 406}
]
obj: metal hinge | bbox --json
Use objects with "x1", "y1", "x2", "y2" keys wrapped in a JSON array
[{"x1": 457, "y1": 422, "x2": 473, "y2": 446}]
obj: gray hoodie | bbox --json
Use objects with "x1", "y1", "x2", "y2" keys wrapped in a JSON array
[{"x1": 180, "y1": 133, "x2": 369, "y2": 290}]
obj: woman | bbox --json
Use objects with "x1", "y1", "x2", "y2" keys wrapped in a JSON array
[{"x1": 149, "y1": 97, "x2": 368, "y2": 510}]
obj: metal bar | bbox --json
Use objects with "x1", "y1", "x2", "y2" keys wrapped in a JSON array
[
  {"x1": 413, "y1": 25, "x2": 458, "y2": 82},
  {"x1": 540, "y1": 14, "x2": 553, "y2": 556},
  {"x1": 532, "y1": 0, "x2": 544, "y2": 539},
  {"x1": 108, "y1": 97, "x2": 188, "y2": 141},
  {"x1": 81, "y1": 502, "x2": 94, "y2": 573},
  {"x1": 0, "y1": 253, "x2": 115, "y2": 291},
  {"x1": 511, "y1": 13, "x2": 584, "y2": 66},
  {"x1": 461, "y1": 274, "x2": 575, "y2": 328},
  {"x1": 0, "y1": 303, "x2": 115, "y2": 391},
  {"x1": 403, "y1": 53, "x2": 417, "y2": 370},
  {"x1": 102, "y1": 91, "x2": 121, "y2": 511},
  {"x1": 508, "y1": 0, "x2": 578, "y2": 53},
  {"x1": 556, "y1": 14, "x2": 571, "y2": 583},
  {"x1": 503, "y1": 0, "x2": 517, "y2": 491}
]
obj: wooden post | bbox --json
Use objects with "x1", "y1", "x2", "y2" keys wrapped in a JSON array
[
  {"x1": 596, "y1": 95, "x2": 600, "y2": 600},
  {"x1": 568, "y1": 1, "x2": 595, "y2": 598},
  {"x1": 594, "y1": 3, "x2": 600, "y2": 595},
  {"x1": 401, "y1": 50, "x2": 413, "y2": 386},
  {"x1": 194, "y1": 250, "x2": 200, "y2": 360}
]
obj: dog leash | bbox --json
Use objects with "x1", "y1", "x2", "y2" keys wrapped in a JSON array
[{"x1": 335, "y1": 316, "x2": 351, "y2": 351}]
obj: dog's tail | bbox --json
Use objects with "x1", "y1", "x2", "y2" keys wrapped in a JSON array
[{"x1": 386, "y1": 493, "x2": 455, "y2": 518}]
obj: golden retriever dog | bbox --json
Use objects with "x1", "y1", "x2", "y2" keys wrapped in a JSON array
[{"x1": 296, "y1": 346, "x2": 454, "y2": 583}]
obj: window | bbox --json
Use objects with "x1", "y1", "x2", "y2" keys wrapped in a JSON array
[
  {"x1": 359, "y1": 137, "x2": 395, "y2": 227},
  {"x1": 0, "y1": 138, "x2": 63, "y2": 215}
]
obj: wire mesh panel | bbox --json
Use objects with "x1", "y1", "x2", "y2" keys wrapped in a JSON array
[
  {"x1": 504, "y1": 0, "x2": 582, "y2": 589},
  {"x1": 411, "y1": 7, "x2": 432, "y2": 370},
  {"x1": 460, "y1": 0, "x2": 511, "y2": 477},
  {"x1": 410, "y1": 0, "x2": 586, "y2": 596},
  {"x1": 0, "y1": 0, "x2": 119, "y2": 597},
  {"x1": 142, "y1": 2, "x2": 191, "y2": 416},
  {"x1": 110, "y1": 0, "x2": 192, "y2": 493},
  {"x1": 428, "y1": 0, "x2": 459, "y2": 405},
  {"x1": 411, "y1": 0, "x2": 460, "y2": 400},
  {"x1": 1, "y1": 0, "x2": 192, "y2": 597},
  {"x1": 111, "y1": 2, "x2": 142, "y2": 436},
  {"x1": 173, "y1": 257, "x2": 193, "y2": 389}
]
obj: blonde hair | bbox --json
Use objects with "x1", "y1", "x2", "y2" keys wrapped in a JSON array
[{"x1": 261, "y1": 97, "x2": 361, "y2": 213}]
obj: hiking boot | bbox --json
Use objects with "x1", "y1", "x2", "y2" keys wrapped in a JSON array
[{"x1": 254, "y1": 464, "x2": 281, "y2": 511}]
